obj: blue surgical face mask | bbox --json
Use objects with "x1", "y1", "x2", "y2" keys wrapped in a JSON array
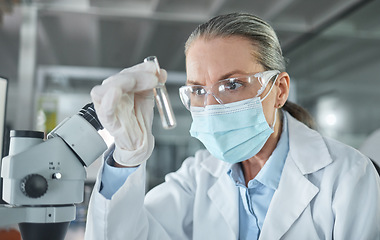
[{"x1": 189, "y1": 80, "x2": 278, "y2": 164}]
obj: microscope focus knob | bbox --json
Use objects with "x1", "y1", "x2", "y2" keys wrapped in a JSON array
[{"x1": 20, "y1": 174, "x2": 48, "y2": 198}]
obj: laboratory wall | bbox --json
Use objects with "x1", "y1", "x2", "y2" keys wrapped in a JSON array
[{"x1": 0, "y1": 0, "x2": 380, "y2": 239}]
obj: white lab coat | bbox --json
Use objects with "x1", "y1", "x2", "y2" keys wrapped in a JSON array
[{"x1": 85, "y1": 112, "x2": 380, "y2": 240}]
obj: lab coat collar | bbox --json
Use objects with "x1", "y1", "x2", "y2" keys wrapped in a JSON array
[
  {"x1": 201, "y1": 151, "x2": 232, "y2": 178},
  {"x1": 260, "y1": 112, "x2": 333, "y2": 239},
  {"x1": 285, "y1": 111, "x2": 332, "y2": 174}
]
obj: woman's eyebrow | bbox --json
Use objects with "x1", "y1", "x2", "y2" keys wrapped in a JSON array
[
  {"x1": 218, "y1": 70, "x2": 249, "y2": 80},
  {"x1": 186, "y1": 79, "x2": 201, "y2": 85},
  {"x1": 186, "y1": 70, "x2": 249, "y2": 85}
]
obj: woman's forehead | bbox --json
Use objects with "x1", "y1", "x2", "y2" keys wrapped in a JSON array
[{"x1": 185, "y1": 37, "x2": 264, "y2": 84}]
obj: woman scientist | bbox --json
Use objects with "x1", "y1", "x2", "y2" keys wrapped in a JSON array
[{"x1": 85, "y1": 13, "x2": 380, "y2": 239}]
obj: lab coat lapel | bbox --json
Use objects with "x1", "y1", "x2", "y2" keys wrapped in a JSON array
[
  {"x1": 259, "y1": 154, "x2": 319, "y2": 239},
  {"x1": 260, "y1": 113, "x2": 332, "y2": 239},
  {"x1": 202, "y1": 157, "x2": 239, "y2": 239}
]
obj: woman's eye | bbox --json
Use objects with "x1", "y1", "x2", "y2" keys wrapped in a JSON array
[
  {"x1": 192, "y1": 87, "x2": 206, "y2": 96},
  {"x1": 225, "y1": 80, "x2": 243, "y2": 90}
]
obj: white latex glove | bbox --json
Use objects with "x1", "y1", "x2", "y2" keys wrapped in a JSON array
[{"x1": 91, "y1": 61, "x2": 167, "y2": 166}]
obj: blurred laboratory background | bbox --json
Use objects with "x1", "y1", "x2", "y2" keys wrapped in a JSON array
[{"x1": 1, "y1": 0, "x2": 380, "y2": 239}]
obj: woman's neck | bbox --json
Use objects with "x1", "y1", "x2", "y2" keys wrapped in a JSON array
[{"x1": 241, "y1": 111, "x2": 283, "y2": 186}]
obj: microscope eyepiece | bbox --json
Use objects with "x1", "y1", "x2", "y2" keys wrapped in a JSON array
[{"x1": 77, "y1": 103, "x2": 103, "y2": 131}]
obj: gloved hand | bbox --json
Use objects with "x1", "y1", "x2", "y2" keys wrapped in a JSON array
[{"x1": 90, "y1": 61, "x2": 167, "y2": 166}]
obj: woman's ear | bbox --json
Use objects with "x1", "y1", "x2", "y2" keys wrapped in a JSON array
[{"x1": 275, "y1": 72, "x2": 290, "y2": 108}]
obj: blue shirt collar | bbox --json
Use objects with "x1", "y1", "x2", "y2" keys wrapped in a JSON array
[{"x1": 228, "y1": 111, "x2": 289, "y2": 190}]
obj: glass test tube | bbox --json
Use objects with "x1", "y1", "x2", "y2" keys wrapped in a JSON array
[{"x1": 144, "y1": 56, "x2": 177, "y2": 129}]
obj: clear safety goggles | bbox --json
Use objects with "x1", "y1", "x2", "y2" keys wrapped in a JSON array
[{"x1": 179, "y1": 70, "x2": 280, "y2": 110}]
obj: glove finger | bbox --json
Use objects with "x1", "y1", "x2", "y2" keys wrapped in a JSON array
[
  {"x1": 120, "y1": 61, "x2": 155, "y2": 73},
  {"x1": 96, "y1": 71, "x2": 158, "y2": 98},
  {"x1": 90, "y1": 85, "x2": 104, "y2": 106},
  {"x1": 98, "y1": 87, "x2": 123, "y2": 130},
  {"x1": 102, "y1": 61, "x2": 157, "y2": 86},
  {"x1": 136, "y1": 69, "x2": 167, "y2": 99},
  {"x1": 116, "y1": 61, "x2": 161, "y2": 90},
  {"x1": 158, "y1": 69, "x2": 168, "y2": 84}
]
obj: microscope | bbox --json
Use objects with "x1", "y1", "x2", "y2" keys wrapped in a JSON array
[{"x1": 0, "y1": 103, "x2": 107, "y2": 240}]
